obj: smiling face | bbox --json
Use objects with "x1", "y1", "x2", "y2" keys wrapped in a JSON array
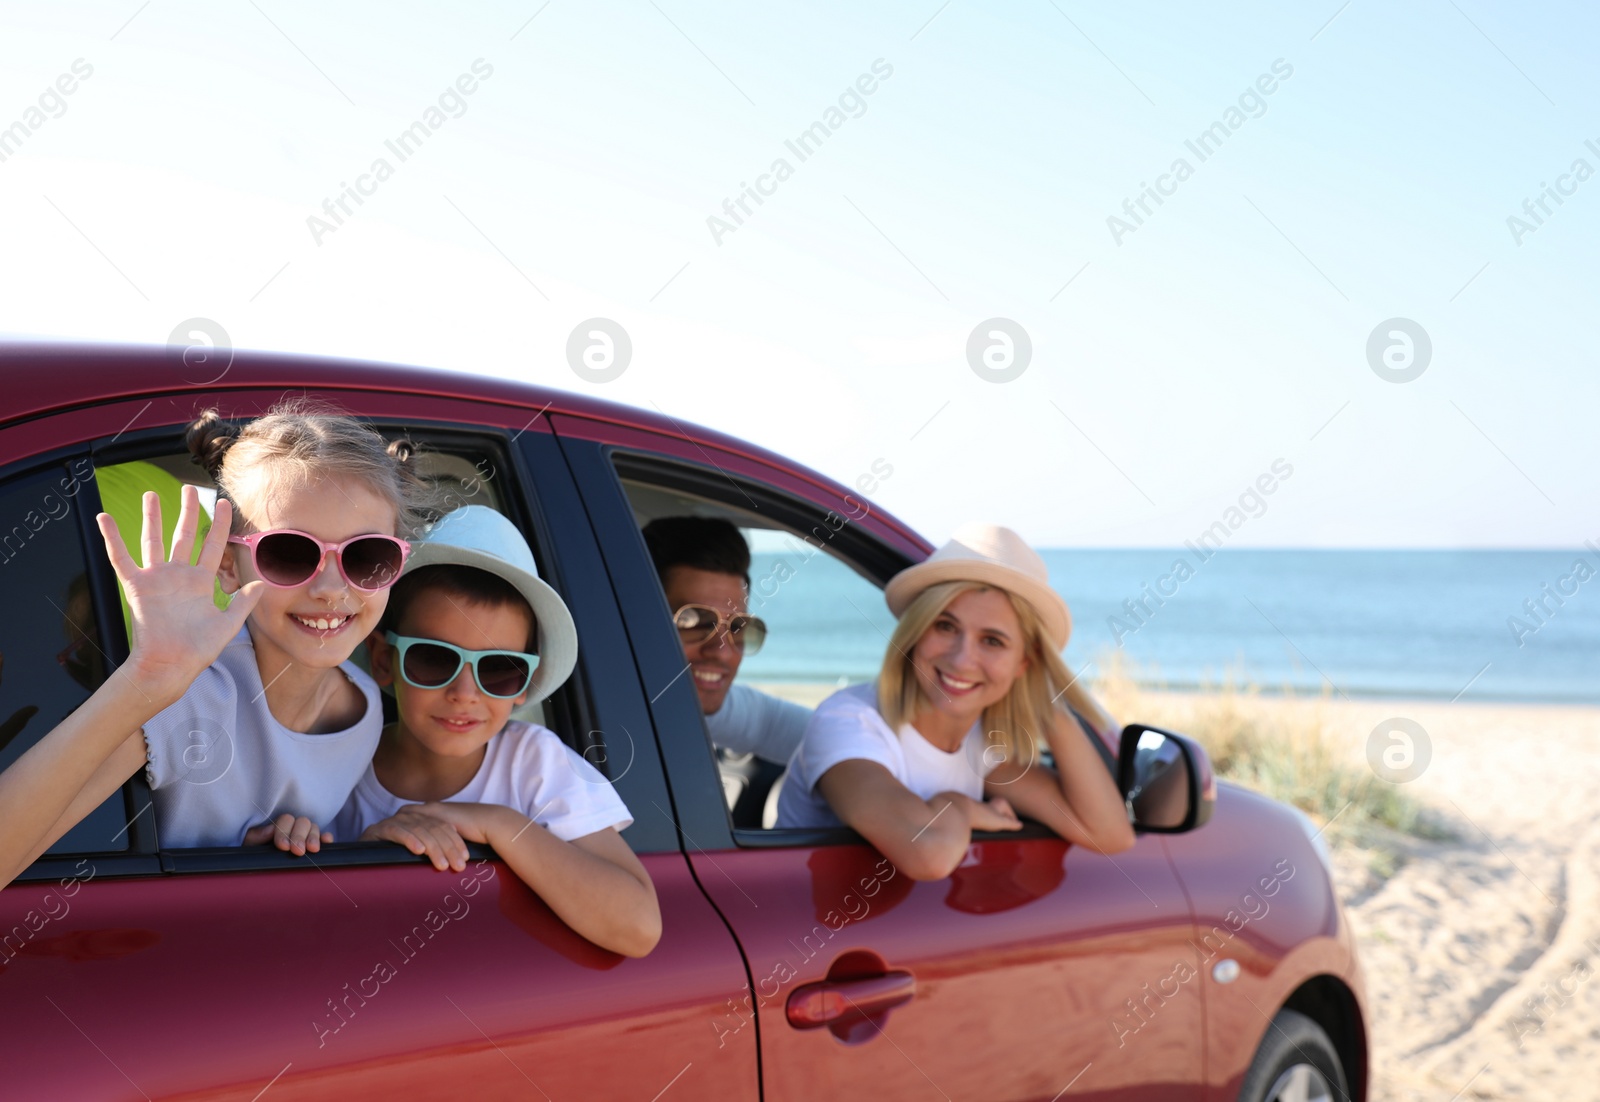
[
  {"x1": 370, "y1": 585, "x2": 534, "y2": 759},
  {"x1": 662, "y1": 564, "x2": 749, "y2": 715},
  {"x1": 908, "y1": 587, "x2": 1031, "y2": 730},
  {"x1": 218, "y1": 473, "x2": 399, "y2": 673}
]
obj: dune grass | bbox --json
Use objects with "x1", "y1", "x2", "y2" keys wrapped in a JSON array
[{"x1": 1089, "y1": 651, "x2": 1453, "y2": 848}]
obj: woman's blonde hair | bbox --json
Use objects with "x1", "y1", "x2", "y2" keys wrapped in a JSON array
[
  {"x1": 185, "y1": 399, "x2": 442, "y2": 537},
  {"x1": 877, "y1": 580, "x2": 1115, "y2": 766}
]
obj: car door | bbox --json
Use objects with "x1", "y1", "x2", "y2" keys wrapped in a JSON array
[
  {"x1": 555, "y1": 412, "x2": 1207, "y2": 1102},
  {"x1": 0, "y1": 376, "x2": 757, "y2": 1100}
]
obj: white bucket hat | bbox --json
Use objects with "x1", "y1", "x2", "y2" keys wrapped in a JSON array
[
  {"x1": 401, "y1": 506, "x2": 578, "y2": 703},
  {"x1": 884, "y1": 523, "x2": 1071, "y2": 651}
]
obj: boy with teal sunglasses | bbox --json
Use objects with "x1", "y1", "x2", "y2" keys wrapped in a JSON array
[{"x1": 331, "y1": 506, "x2": 660, "y2": 958}]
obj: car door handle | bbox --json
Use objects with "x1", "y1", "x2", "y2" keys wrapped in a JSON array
[{"x1": 786, "y1": 971, "x2": 916, "y2": 1029}]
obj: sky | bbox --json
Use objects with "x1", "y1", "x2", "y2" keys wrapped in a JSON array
[{"x1": 2, "y1": 1, "x2": 1596, "y2": 548}]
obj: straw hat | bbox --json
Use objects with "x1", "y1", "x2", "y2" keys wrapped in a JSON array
[
  {"x1": 884, "y1": 524, "x2": 1071, "y2": 650},
  {"x1": 401, "y1": 506, "x2": 578, "y2": 703}
]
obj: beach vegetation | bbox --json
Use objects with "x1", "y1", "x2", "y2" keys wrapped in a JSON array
[{"x1": 1091, "y1": 651, "x2": 1454, "y2": 851}]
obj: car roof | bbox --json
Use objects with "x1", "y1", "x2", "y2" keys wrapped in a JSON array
[
  {"x1": 2, "y1": 340, "x2": 691, "y2": 432},
  {"x1": 0, "y1": 341, "x2": 931, "y2": 554}
]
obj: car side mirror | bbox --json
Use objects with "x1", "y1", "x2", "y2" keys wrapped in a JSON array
[{"x1": 1117, "y1": 724, "x2": 1216, "y2": 833}]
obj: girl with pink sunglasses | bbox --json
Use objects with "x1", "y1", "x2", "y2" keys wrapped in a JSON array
[{"x1": 0, "y1": 403, "x2": 436, "y2": 886}]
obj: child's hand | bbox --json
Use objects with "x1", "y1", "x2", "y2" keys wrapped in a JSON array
[
  {"x1": 98, "y1": 487, "x2": 263, "y2": 705},
  {"x1": 362, "y1": 807, "x2": 471, "y2": 871},
  {"x1": 388, "y1": 800, "x2": 506, "y2": 847},
  {"x1": 244, "y1": 814, "x2": 332, "y2": 856}
]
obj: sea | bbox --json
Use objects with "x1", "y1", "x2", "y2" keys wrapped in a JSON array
[{"x1": 737, "y1": 548, "x2": 1600, "y2": 705}]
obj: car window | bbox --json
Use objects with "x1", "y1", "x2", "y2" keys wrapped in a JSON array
[
  {"x1": 616, "y1": 469, "x2": 901, "y2": 833},
  {"x1": 0, "y1": 457, "x2": 129, "y2": 855},
  {"x1": 55, "y1": 430, "x2": 575, "y2": 864},
  {"x1": 736, "y1": 524, "x2": 897, "y2": 707}
]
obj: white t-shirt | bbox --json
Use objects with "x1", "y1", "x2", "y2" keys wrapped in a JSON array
[
  {"x1": 143, "y1": 626, "x2": 382, "y2": 849},
  {"x1": 775, "y1": 682, "x2": 998, "y2": 829},
  {"x1": 704, "y1": 683, "x2": 811, "y2": 764},
  {"x1": 331, "y1": 719, "x2": 634, "y2": 843}
]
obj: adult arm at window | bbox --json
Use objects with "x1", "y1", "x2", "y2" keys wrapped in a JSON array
[
  {"x1": 816, "y1": 759, "x2": 1021, "y2": 881},
  {"x1": 987, "y1": 708, "x2": 1135, "y2": 855}
]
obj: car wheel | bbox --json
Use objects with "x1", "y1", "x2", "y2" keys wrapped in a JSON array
[{"x1": 1237, "y1": 1008, "x2": 1348, "y2": 1102}]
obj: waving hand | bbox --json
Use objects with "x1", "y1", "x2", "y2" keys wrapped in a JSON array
[{"x1": 98, "y1": 486, "x2": 263, "y2": 705}]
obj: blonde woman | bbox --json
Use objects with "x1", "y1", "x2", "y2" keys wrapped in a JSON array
[{"x1": 776, "y1": 525, "x2": 1135, "y2": 880}]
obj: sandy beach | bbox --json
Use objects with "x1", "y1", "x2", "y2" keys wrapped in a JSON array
[{"x1": 755, "y1": 681, "x2": 1600, "y2": 1101}]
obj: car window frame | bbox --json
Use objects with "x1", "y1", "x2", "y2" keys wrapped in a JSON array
[
  {"x1": 577, "y1": 441, "x2": 1076, "y2": 851},
  {"x1": 12, "y1": 413, "x2": 676, "y2": 881}
]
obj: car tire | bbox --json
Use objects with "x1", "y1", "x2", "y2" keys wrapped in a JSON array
[{"x1": 1236, "y1": 1008, "x2": 1349, "y2": 1102}]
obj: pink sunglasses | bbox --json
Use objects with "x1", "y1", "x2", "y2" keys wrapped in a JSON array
[{"x1": 227, "y1": 529, "x2": 411, "y2": 592}]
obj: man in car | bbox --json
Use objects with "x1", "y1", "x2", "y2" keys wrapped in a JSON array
[{"x1": 642, "y1": 517, "x2": 810, "y2": 767}]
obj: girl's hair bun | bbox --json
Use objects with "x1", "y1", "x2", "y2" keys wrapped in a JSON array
[
  {"x1": 186, "y1": 410, "x2": 238, "y2": 481},
  {"x1": 386, "y1": 438, "x2": 416, "y2": 466}
]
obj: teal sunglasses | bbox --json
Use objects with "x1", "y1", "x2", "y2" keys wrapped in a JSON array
[{"x1": 384, "y1": 632, "x2": 540, "y2": 699}]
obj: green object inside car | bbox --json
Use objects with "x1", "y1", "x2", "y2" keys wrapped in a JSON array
[{"x1": 95, "y1": 460, "x2": 225, "y2": 643}]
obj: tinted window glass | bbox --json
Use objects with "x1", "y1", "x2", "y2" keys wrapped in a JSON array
[{"x1": 0, "y1": 459, "x2": 128, "y2": 854}]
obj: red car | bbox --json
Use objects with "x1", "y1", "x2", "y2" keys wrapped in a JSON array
[{"x1": 0, "y1": 344, "x2": 1366, "y2": 1101}]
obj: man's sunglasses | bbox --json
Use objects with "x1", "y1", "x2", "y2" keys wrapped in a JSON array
[
  {"x1": 385, "y1": 632, "x2": 540, "y2": 699},
  {"x1": 672, "y1": 604, "x2": 767, "y2": 655},
  {"x1": 227, "y1": 530, "x2": 411, "y2": 592}
]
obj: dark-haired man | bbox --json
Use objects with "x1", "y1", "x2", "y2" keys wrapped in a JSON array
[{"x1": 642, "y1": 517, "x2": 809, "y2": 767}]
